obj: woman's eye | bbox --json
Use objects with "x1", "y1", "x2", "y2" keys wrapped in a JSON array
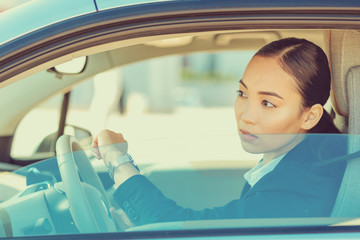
[
  {"x1": 237, "y1": 90, "x2": 247, "y2": 98},
  {"x1": 262, "y1": 100, "x2": 276, "y2": 108}
]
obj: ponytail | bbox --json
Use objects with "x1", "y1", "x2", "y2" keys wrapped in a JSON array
[{"x1": 308, "y1": 109, "x2": 346, "y2": 163}]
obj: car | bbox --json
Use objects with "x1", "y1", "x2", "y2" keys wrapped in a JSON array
[{"x1": 1, "y1": 0, "x2": 360, "y2": 239}]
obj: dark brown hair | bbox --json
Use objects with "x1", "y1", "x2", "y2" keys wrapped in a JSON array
[{"x1": 255, "y1": 37, "x2": 339, "y2": 134}]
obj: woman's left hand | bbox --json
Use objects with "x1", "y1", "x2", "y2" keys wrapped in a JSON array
[
  {"x1": 92, "y1": 129, "x2": 128, "y2": 165},
  {"x1": 92, "y1": 129, "x2": 140, "y2": 187}
]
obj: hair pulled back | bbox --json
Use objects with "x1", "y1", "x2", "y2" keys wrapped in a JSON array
[{"x1": 255, "y1": 37, "x2": 339, "y2": 134}]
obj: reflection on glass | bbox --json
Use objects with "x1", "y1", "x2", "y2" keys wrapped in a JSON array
[{"x1": 0, "y1": 134, "x2": 356, "y2": 238}]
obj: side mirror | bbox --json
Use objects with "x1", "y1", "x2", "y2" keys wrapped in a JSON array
[
  {"x1": 64, "y1": 125, "x2": 93, "y2": 149},
  {"x1": 35, "y1": 125, "x2": 92, "y2": 154}
]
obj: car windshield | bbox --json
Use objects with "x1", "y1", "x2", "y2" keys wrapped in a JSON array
[{"x1": 0, "y1": 133, "x2": 355, "y2": 237}]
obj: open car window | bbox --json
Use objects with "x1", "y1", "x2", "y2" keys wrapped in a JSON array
[{"x1": 10, "y1": 50, "x2": 255, "y2": 161}]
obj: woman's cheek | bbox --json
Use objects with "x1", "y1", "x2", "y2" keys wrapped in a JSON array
[
  {"x1": 261, "y1": 109, "x2": 300, "y2": 134},
  {"x1": 234, "y1": 98, "x2": 244, "y2": 121}
]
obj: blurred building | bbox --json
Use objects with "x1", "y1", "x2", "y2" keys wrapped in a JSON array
[{"x1": 66, "y1": 50, "x2": 256, "y2": 114}]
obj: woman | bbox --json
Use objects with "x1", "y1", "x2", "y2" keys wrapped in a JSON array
[{"x1": 93, "y1": 38, "x2": 346, "y2": 226}]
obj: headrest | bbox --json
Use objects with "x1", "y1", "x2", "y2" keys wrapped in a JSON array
[{"x1": 324, "y1": 30, "x2": 360, "y2": 117}]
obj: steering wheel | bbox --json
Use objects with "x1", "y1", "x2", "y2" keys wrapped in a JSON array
[{"x1": 56, "y1": 135, "x2": 116, "y2": 233}]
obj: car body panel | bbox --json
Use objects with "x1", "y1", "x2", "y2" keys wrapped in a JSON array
[
  {"x1": 0, "y1": 0, "x2": 96, "y2": 46},
  {"x1": 95, "y1": 0, "x2": 173, "y2": 11}
]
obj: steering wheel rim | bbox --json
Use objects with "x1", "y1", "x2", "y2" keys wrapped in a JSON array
[{"x1": 56, "y1": 135, "x2": 116, "y2": 233}]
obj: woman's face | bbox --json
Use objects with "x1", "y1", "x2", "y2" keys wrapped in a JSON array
[{"x1": 234, "y1": 55, "x2": 308, "y2": 161}]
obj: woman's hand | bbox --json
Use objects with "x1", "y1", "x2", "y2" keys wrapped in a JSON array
[
  {"x1": 92, "y1": 129, "x2": 128, "y2": 165},
  {"x1": 93, "y1": 129, "x2": 127, "y2": 147},
  {"x1": 110, "y1": 207, "x2": 134, "y2": 231},
  {"x1": 92, "y1": 129, "x2": 140, "y2": 187}
]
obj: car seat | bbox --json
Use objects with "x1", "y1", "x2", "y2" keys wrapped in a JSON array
[{"x1": 324, "y1": 30, "x2": 360, "y2": 217}]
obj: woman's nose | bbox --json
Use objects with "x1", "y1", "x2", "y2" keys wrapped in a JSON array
[{"x1": 240, "y1": 102, "x2": 256, "y2": 125}]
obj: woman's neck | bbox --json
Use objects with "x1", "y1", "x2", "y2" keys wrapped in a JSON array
[{"x1": 262, "y1": 134, "x2": 306, "y2": 165}]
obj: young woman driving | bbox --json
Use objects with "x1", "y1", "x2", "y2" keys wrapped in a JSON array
[{"x1": 92, "y1": 38, "x2": 345, "y2": 226}]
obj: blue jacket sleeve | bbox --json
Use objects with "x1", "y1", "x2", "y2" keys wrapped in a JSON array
[
  {"x1": 113, "y1": 175, "x2": 229, "y2": 225},
  {"x1": 112, "y1": 168, "x2": 339, "y2": 226}
]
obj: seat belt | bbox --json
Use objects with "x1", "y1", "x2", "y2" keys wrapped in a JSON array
[{"x1": 313, "y1": 150, "x2": 360, "y2": 168}]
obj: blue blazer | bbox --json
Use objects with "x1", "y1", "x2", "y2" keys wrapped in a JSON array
[{"x1": 113, "y1": 136, "x2": 346, "y2": 226}]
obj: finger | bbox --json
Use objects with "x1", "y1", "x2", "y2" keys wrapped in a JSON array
[
  {"x1": 92, "y1": 129, "x2": 113, "y2": 146},
  {"x1": 91, "y1": 147, "x2": 102, "y2": 159},
  {"x1": 92, "y1": 135, "x2": 99, "y2": 147}
]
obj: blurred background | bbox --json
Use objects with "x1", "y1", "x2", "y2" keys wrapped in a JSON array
[
  {"x1": 11, "y1": 50, "x2": 256, "y2": 159},
  {"x1": 3, "y1": 1, "x2": 257, "y2": 162}
]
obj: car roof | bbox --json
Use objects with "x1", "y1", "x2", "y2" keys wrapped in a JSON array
[{"x1": 0, "y1": 0, "x2": 95, "y2": 46}]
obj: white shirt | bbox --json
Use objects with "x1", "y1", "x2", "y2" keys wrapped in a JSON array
[{"x1": 244, "y1": 154, "x2": 285, "y2": 188}]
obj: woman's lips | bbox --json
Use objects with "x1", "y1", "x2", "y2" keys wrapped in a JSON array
[{"x1": 240, "y1": 129, "x2": 258, "y2": 142}]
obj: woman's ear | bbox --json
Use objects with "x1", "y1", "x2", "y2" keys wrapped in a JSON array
[{"x1": 301, "y1": 104, "x2": 323, "y2": 130}]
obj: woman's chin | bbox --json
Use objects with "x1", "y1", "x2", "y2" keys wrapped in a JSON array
[
  {"x1": 239, "y1": 135, "x2": 262, "y2": 154},
  {"x1": 239, "y1": 133, "x2": 306, "y2": 155}
]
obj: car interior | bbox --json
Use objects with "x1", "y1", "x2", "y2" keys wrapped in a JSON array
[
  {"x1": 1, "y1": 28, "x2": 360, "y2": 235},
  {"x1": 324, "y1": 30, "x2": 360, "y2": 217}
]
